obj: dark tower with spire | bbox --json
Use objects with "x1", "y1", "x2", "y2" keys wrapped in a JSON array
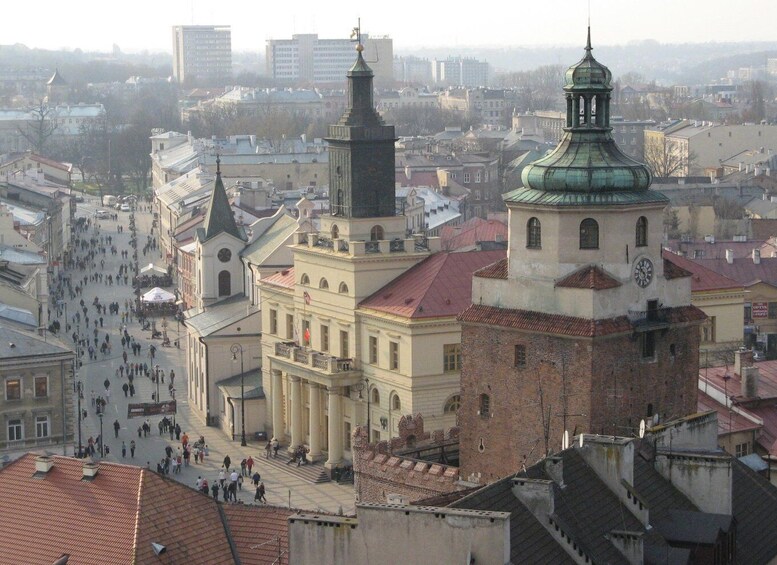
[
  {"x1": 201, "y1": 156, "x2": 244, "y2": 242},
  {"x1": 326, "y1": 36, "x2": 397, "y2": 219}
]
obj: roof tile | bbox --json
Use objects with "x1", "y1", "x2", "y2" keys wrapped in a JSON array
[{"x1": 555, "y1": 265, "x2": 621, "y2": 290}]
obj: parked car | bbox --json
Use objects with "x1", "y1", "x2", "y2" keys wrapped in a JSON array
[
  {"x1": 95, "y1": 209, "x2": 109, "y2": 219},
  {"x1": 120, "y1": 203, "x2": 130, "y2": 212},
  {"x1": 74, "y1": 194, "x2": 84, "y2": 203},
  {"x1": 753, "y1": 350, "x2": 766, "y2": 362}
]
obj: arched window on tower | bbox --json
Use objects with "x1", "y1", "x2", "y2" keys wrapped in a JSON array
[
  {"x1": 479, "y1": 394, "x2": 490, "y2": 418},
  {"x1": 371, "y1": 387, "x2": 380, "y2": 406},
  {"x1": 319, "y1": 278, "x2": 329, "y2": 290},
  {"x1": 526, "y1": 217, "x2": 541, "y2": 249},
  {"x1": 391, "y1": 393, "x2": 401, "y2": 411},
  {"x1": 370, "y1": 225, "x2": 384, "y2": 241},
  {"x1": 444, "y1": 395, "x2": 461, "y2": 414},
  {"x1": 579, "y1": 218, "x2": 599, "y2": 249},
  {"x1": 300, "y1": 273, "x2": 310, "y2": 285},
  {"x1": 636, "y1": 216, "x2": 648, "y2": 247},
  {"x1": 338, "y1": 282, "x2": 349, "y2": 294},
  {"x1": 218, "y1": 270, "x2": 231, "y2": 297}
]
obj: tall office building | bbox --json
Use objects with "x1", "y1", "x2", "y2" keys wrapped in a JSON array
[
  {"x1": 172, "y1": 25, "x2": 232, "y2": 86},
  {"x1": 266, "y1": 34, "x2": 393, "y2": 87}
]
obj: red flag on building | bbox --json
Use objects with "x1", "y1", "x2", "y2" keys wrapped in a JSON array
[{"x1": 303, "y1": 327, "x2": 311, "y2": 344}]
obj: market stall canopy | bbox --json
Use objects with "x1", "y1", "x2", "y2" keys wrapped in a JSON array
[
  {"x1": 141, "y1": 287, "x2": 176, "y2": 304},
  {"x1": 140, "y1": 263, "x2": 167, "y2": 275}
]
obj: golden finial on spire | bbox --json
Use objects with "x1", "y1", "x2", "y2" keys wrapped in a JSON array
[{"x1": 351, "y1": 18, "x2": 363, "y2": 52}]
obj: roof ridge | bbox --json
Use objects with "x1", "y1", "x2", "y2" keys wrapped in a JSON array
[
  {"x1": 216, "y1": 502, "x2": 242, "y2": 564},
  {"x1": 131, "y1": 468, "x2": 146, "y2": 563}
]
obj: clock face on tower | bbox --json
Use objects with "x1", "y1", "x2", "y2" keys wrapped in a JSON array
[
  {"x1": 217, "y1": 248, "x2": 232, "y2": 263},
  {"x1": 633, "y1": 257, "x2": 654, "y2": 288}
]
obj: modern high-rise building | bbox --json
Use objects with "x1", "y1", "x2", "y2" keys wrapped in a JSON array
[
  {"x1": 432, "y1": 57, "x2": 489, "y2": 87},
  {"x1": 172, "y1": 25, "x2": 232, "y2": 86},
  {"x1": 266, "y1": 34, "x2": 393, "y2": 87}
]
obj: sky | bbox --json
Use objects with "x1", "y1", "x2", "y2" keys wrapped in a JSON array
[{"x1": 6, "y1": 0, "x2": 777, "y2": 53}]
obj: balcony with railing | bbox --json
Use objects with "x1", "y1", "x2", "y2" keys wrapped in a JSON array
[
  {"x1": 272, "y1": 341, "x2": 361, "y2": 382},
  {"x1": 628, "y1": 306, "x2": 671, "y2": 332},
  {"x1": 294, "y1": 231, "x2": 440, "y2": 256}
]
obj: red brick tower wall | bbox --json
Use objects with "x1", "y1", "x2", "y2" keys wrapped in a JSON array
[{"x1": 458, "y1": 319, "x2": 701, "y2": 483}]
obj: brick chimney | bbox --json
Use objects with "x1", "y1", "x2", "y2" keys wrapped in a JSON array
[
  {"x1": 742, "y1": 366, "x2": 760, "y2": 398},
  {"x1": 725, "y1": 249, "x2": 734, "y2": 264},
  {"x1": 735, "y1": 348, "x2": 753, "y2": 377},
  {"x1": 753, "y1": 248, "x2": 761, "y2": 264}
]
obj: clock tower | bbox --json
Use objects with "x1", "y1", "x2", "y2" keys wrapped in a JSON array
[{"x1": 457, "y1": 29, "x2": 705, "y2": 482}]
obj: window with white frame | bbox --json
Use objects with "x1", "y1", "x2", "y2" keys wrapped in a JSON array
[
  {"x1": 35, "y1": 415, "x2": 49, "y2": 438},
  {"x1": 463, "y1": 173, "x2": 471, "y2": 183},
  {"x1": 475, "y1": 171, "x2": 481, "y2": 183},
  {"x1": 7, "y1": 419, "x2": 22, "y2": 441}
]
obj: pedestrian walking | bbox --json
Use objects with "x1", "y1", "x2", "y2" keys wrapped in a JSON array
[
  {"x1": 113, "y1": 419, "x2": 120, "y2": 438},
  {"x1": 246, "y1": 456, "x2": 254, "y2": 475},
  {"x1": 252, "y1": 471, "x2": 261, "y2": 487},
  {"x1": 121, "y1": 441, "x2": 126, "y2": 458},
  {"x1": 257, "y1": 482, "x2": 267, "y2": 503},
  {"x1": 223, "y1": 455, "x2": 231, "y2": 471},
  {"x1": 265, "y1": 441, "x2": 272, "y2": 459},
  {"x1": 130, "y1": 440, "x2": 136, "y2": 457}
]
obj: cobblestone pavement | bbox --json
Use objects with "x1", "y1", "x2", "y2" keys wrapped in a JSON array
[{"x1": 59, "y1": 196, "x2": 356, "y2": 514}]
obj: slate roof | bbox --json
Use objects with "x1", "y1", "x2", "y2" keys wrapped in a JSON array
[
  {"x1": 555, "y1": 264, "x2": 621, "y2": 290},
  {"x1": 451, "y1": 476, "x2": 576, "y2": 565},
  {"x1": 202, "y1": 165, "x2": 245, "y2": 242},
  {"x1": 732, "y1": 458, "x2": 777, "y2": 564},
  {"x1": 241, "y1": 210, "x2": 298, "y2": 266},
  {"x1": 663, "y1": 251, "x2": 741, "y2": 291},
  {"x1": 359, "y1": 250, "x2": 505, "y2": 319},
  {"x1": 0, "y1": 325, "x2": 72, "y2": 359},
  {"x1": 184, "y1": 294, "x2": 258, "y2": 337}
]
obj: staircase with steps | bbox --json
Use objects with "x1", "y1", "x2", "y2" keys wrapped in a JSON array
[{"x1": 258, "y1": 451, "x2": 331, "y2": 484}]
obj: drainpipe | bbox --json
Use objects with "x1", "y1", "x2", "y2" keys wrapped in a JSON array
[
  {"x1": 198, "y1": 336, "x2": 211, "y2": 426},
  {"x1": 227, "y1": 397, "x2": 236, "y2": 441},
  {"x1": 61, "y1": 358, "x2": 67, "y2": 455}
]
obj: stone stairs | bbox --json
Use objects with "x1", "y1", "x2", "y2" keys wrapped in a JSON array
[{"x1": 258, "y1": 451, "x2": 331, "y2": 484}]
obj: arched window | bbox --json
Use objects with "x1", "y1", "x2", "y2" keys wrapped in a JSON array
[
  {"x1": 479, "y1": 394, "x2": 490, "y2": 417},
  {"x1": 338, "y1": 282, "x2": 349, "y2": 294},
  {"x1": 371, "y1": 387, "x2": 380, "y2": 406},
  {"x1": 391, "y1": 393, "x2": 401, "y2": 411},
  {"x1": 526, "y1": 217, "x2": 541, "y2": 249},
  {"x1": 331, "y1": 224, "x2": 339, "y2": 239},
  {"x1": 300, "y1": 273, "x2": 310, "y2": 285},
  {"x1": 218, "y1": 270, "x2": 231, "y2": 297},
  {"x1": 319, "y1": 278, "x2": 329, "y2": 290},
  {"x1": 444, "y1": 395, "x2": 461, "y2": 414},
  {"x1": 579, "y1": 218, "x2": 599, "y2": 249},
  {"x1": 370, "y1": 225, "x2": 384, "y2": 241},
  {"x1": 636, "y1": 216, "x2": 648, "y2": 247}
]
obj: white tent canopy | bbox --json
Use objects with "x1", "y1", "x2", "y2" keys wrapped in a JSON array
[
  {"x1": 141, "y1": 287, "x2": 176, "y2": 304},
  {"x1": 140, "y1": 263, "x2": 167, "y2": 275}
]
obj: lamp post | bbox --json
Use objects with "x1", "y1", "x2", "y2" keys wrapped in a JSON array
[
  {"x1": 76, "y1": 381, "x2": 83, "y2": 458},
  {"x1": 154, "y1": 364, "x2": 160, "y2": 403},
  {"x1": 98, "y1": 412, "x2": 104, "y2": 457},
  {"x1": 231, "y1": 343, "x2": 247, "y2": 446}
]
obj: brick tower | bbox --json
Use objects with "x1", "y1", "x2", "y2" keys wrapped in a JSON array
[{"x1": 457, "y1": 29, "x2": 705, "y2": 483}]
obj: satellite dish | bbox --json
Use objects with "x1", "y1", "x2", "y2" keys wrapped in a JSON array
[
  {"x1": 562, "y1": 430, "x2": 569, "y2": 450},
  {"x1": 639, "y1": 419, "x2": 646, "y2": 438},
  {"x1": 578, "y1": 433, "x2": 584, "y2": 448}
]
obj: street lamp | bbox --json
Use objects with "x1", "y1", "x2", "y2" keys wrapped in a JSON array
[
  {"x1": 76, "y1": 381, "x2": 83, "y2": 458},
  {"x1": 98, "y1": 412, "x2": 104, "y2": 457},
  {"x1": 231, "y1": 343, "x2": 247, "y2": 447}
]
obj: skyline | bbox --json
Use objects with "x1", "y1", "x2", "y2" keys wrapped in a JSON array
[{"x1": 7, "y1": 0, "x2": 777, "y2": 54}]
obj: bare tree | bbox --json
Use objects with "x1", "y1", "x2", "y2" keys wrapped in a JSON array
[
  {"x1": 643, "y1": 135, "x2": 695, "y2": 178},
  {"x1": 17, "y1": 99, "x2": 58, "y2": 154}
]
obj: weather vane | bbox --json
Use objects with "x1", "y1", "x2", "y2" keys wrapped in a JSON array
[{"x1": 350, "y1": 18, "x2": 362, "y2": 51}]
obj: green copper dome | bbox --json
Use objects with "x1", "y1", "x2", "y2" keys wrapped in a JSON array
[{"x1": 516, "y1": 28, "x2": 656, "y2": 204}]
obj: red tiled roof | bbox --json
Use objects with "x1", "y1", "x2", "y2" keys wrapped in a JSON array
[
  {"x1": 664, "y1": 239, "x2": 767, "y2": 260},
  {"x1": 663, "y1": 251, "x2": 742, "y2": 291},
  {"x1": 751, "y1": 219, "x2": 777, "y2": 241},
  {"x1": 395, "y1": 172, "x2": 440, "y2": 187},
  {"x1": 474, "y1": 257, "x2": 508, "y2": 279},
  {"x1": 0, "y1": 455, "x2": 237, "y2": 564},
  {"x1": 698, "y1": 389, "x2": 761, "y2": 435},
  {"x1": 662, "y1": 257, "x2": 692, "y2": 280},
  {"x1": 29, "y1": 153, "x2": 72, "y2": 172},
  {"x1": 459, "y1": 304, "x2": 706, "y2": 337},
  {"x1": 223, "y1": 505, "x2": 294, "y2": 565},
  {"x1": 692, "y1": 256, "x2": 777, "y2": 287},
  {"x1": 263, "y1": 267, "x2": 295, "y2": 289},
  {"x1": 359, "y1": 250, "x2": 505, "y2": 319},
  {"x1": 701, "y1": 360, "x2": 777, "y2": 400},
  {"x1": 439, "y1": 217, "x2": 508, "y2": 250},
  {"x1": 748, "y1": 402, "x2": 777, "y2": 455},
  {"x1": 555, "y1": 265, "x2": 621, "y2": 290}
]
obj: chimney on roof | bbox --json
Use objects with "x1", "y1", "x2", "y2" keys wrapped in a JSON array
[
  {"x1": 82, "y1": 461, "x2": 98, "y2": 479},
  {"x1": 753, "y1": 248, "x2": 761, "y2": 264},
  {"x1": 743, "y1": 366, "x2": 760, "y2": 399},
  {"x1": 35, "y1": 455, "x2": 54, "y2": 474},
  {"x1": 725, "y1": 249, "x2": 734, "y2": 264},
  {"x1": 735, "y1": 348, "x2": 753, "y2": 377}
]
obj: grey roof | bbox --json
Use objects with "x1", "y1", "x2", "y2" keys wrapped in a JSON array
[
  {"x1": 451, "y1": 476, "x2": 575, "y2": 565},
  {"x1": 240, "y1": 211, "x2": 298, "y2": 265},
  {"x1": 503, "y1": 186, "x2": 669, "y2": 207},
  {"x1": 0, "y1": 245, "x2": 47, "y2": 264},
  {"x1": 217, "y1": 369, "x2": 264, "y2": 400},
  {"x1": 653, "y1": 510, "x2": 732, "y2": 545},
  {"x1": 201, "y1": 168, "x2": 244, "y2": 242},
  {"x1": 632, "y1": 455, "x2": 697, "y2": 522},
  {"x1": 0, "y1": 325, "x2": 72, "y2": 359},
  {"x1": 732, "y1": 458, "x2": 777, "y2": 564},
  {"x1": 0, "y1": 304, "x2": 36, "y2": 328},
  {"x1": 184, "y1": 295, "x2": 258, "y2": 337}
]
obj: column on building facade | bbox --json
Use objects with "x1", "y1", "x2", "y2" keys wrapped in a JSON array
[
  {"x1": 290, "y1": 375, "x2": 303, "y2": 450},
  {"x1": 308, "y1": 383, "x2": 322, "y2": 461},
  {"x1": 325, "y1": 386, "x2": 343, "y2": 468},
  {"x1": 271, "y1": 369, "x2": 284, "y2": 441}
]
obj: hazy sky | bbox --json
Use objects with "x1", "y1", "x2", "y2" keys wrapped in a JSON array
[{"x1": 8, "y1": 0, "x2": 777, "y2": 53}]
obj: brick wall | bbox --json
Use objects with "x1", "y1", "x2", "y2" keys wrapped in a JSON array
[
  {"x1": 458, "y1": 321, "x2": 701, "y2": 483},
  {"x1": 352, "y1": 415, "x2": 465, "y2": 504}
]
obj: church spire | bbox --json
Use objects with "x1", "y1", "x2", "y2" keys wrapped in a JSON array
[
  {"x1": 326, "y1": 21, "x2": 397, "y2": 219},
  {"x1": 202, "y1": 155, "x2": 243, "y2": 241}
]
